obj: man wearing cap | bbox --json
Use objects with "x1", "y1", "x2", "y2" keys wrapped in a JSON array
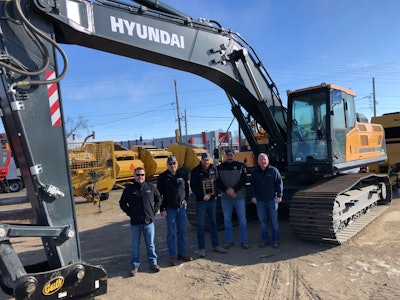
[
  {"x1": 190, "y1": 152, "x2": 227, "y2": 258},
  {"x1": 157, "y1": 155, "x2": 193, "y2": 266},
  {"x1": 217, "y1": 149, "x2": 250, "y2": 249}
]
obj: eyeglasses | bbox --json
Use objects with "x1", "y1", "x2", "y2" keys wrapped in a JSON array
[
  {"x1": 168, "y1": 162, "x2": 177, "y2": 166},
  {"x1": 135, "y1": 174, "x2": 145, "y2": 176}
]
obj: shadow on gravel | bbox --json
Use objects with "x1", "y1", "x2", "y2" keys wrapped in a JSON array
[
  {"x1": 77, "y1": 213, "x2": 335, "y2": 280},
  {"x1": 0, "y1": 197, "x2": 335, "y2": 298}
]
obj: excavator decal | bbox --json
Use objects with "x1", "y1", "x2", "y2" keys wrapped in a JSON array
[{"x1": 110, "y1": 16, "x2": 186, "y2": 49}]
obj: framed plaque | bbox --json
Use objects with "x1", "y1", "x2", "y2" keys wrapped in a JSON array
[{"x1": 202, "y1": 179, "x2": 215, "y2": 195}]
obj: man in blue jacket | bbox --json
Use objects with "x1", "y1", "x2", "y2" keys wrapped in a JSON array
[
  {"x1": 249, "y1": 153, "x2": 283, "y2": 249},
  {"x1": 119, "y1": 167, "x2": 161, "y2": 277}
]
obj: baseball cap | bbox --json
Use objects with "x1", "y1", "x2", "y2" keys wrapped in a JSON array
[
  {"x1": 225, "y1": 148, "x2": 234, "y2": 155},
  {"x1": 167, "y1": 155, "x2": 177, "y2": 164},
  {"x1": 201, "y1": 152, "x2": 211, "y2": 160}
]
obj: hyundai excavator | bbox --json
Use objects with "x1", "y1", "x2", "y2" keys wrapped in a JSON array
[{"x1": 0, "y1": 0, "x2": 391, "y2": 298}]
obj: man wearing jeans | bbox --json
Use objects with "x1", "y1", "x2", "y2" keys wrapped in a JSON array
[
  {"x1": 190, "y1": 152, "x2": 227, "y2": 257},
  {"x1": 217, "y1": 149, "x2": 249, "y2": 249},
  {"x1": 119, "y1": 167, "x2": 161, "y2": 277},
  {"x1": 249, "y1": 153, "x2": 283, "y2": 249},
  {"x1": 157, "y1": 155, "x2": 193, "y2": 266}
]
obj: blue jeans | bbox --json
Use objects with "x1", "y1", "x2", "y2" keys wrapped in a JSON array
[
  {"x1": 166, "y1": 207, "x2": 187, "y2": 257},
  {"x1": 255, "y1": 200, "x2": 280, "y2": 243},
  {"x1": 130, "y1": 222, "x2": 157, "y2": 268},
  {"x1": 196, "y1": 199, "x2": 219, "y2": 250},
  {"x1": 221, "y1": 197, "x2": 248, "y2": 243}
]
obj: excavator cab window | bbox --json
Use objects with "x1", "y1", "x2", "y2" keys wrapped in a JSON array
[
  {"x1": 330, "y1": 88, "x2": 356, "y2": 163},
  {"x1": 290, "y1": 91, "x2": 328, "y2": 163}
]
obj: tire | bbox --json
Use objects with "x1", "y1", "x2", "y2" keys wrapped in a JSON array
[
  {"x1": 8, "y1": 180, "x2": 23, "y2": 192},
  {"x1": 100, "y1": 192, "x2": 109, "y2": 201},
  {"x1": 0, "y1": 273, "x2": 13, "y2": 296}
]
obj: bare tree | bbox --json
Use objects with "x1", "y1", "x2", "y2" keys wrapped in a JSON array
[{"x1": 65, "y1": 116, "x2": 89, "y2": 141}]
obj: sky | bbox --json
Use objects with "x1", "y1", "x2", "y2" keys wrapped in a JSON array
[{"x1": 28, "y1": 0, "x2": 400, "y2": 141}]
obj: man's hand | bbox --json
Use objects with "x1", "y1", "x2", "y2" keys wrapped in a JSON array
[
  {"x1": 226, "y1": 187, "x2": 236, "y2": 198},
  {"x1": 203, "y1": 195, "x2": 211, "y2": 201},
  {"x1": 251, "y1": 197, "x2": 257, "y2": 204},
  {"x1": 160, "y1": 211, "x2": 167, "y2": 217},
  {"x1": 275, "y1": 197, "x2": 282, "y2": 204}
]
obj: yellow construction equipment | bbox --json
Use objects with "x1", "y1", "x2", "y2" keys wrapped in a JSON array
[
  {"x1": 114, "y1": 143, "x2": 144, "y2": 186},
  {"x1": 234, "y1": 132, "x2": 270, "y2": 168},
  {"x1": 369, "y1": 112, "x2": 400, "y2": 187},
  {"x1": 132, "y1": 145, "x2": 172, "y2": 179},
  {"x1": 68, "y1": 141, "x2": 116, "y2": 203},
  {"x1": 167, "y1": 142, "x2": 210, "y2": 172}
]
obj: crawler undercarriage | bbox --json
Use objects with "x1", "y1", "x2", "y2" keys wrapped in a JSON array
[{"x1": 289, "y1": 173, "x2": 392, "y2": 244}]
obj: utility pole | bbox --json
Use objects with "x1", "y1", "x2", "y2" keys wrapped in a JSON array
[
  {"x1": 184, "y1": 109, "x2": 188, "y2": 143},
  {"x1": 174, "y1": 79, "x2": 182, "y2": 142},
  {"x1": 372, "y1": 77, "x2": 376, "y2": 117}
]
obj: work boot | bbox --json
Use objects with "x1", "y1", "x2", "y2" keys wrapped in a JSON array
[
  {"x1": 241, "y1": 243, "x2": 250, "y2": 249},
  {"x1": 258, "y1": 241, "x2": 270, "y2": 248},
  {"x1": 130, "y1": 267, "x2": 138, "y2": 277},
  {"x1": 213, "y1": 246, "x2": 227, "y2": 253},
  {"x1": 169, "y1": 256, "x2": 178, "y2": 266},
  {"x1": 177, "y1": 254, "x2": 193, "y2": 262},
  {"x1": 150, "y1": 264, "x2": 160, "y2": 272},
  {"x1": 198, "y1": 249, "x2": 206, "y2": 258},
  {"x1": 223, "y1": 242, "x2": 234, "y2": 249}
]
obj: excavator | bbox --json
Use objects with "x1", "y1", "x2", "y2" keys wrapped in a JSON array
[{"x1": 0, "y1": 0, "x2": 391, "y2": 298}]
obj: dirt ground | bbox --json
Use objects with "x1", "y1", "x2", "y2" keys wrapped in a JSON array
[{"x1": 1, "y1": 188, "x2": 400, "y2": 300}]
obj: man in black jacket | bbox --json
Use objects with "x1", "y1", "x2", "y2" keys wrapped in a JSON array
[
  {"x1": 190, "y1": 152, "x2": 226, "y2": 258},
  {"x1": 157, "y1": 155, "x2": 193, "y2": 266},
  {"x1": 119, "y1": 167, "x2": 161, "y2": 277}
]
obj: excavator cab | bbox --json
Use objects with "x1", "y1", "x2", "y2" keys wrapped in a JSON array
[{"x1": 287, "y1": 83, "x2": 387, "y2": 175}]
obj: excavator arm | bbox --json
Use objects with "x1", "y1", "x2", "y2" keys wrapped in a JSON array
[{"x1": 0, "y1": 0, "x2": 286, "y2": 298}]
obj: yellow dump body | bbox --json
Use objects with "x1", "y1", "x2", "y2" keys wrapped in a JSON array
[
  {"x1": 132, "y1": 146, "x2": 172, "y2": 179},
  {"x1": 235, "y1": 132, "x2": 269, "y2": 168},
  {"x1": 68, "y1": 141, "x2": 116, "y2": 202},
  {"x1": 114, "y1": 144, "x2": 144, "y2": 185},
  {"x1": 234, "y1": 152, "x2": 256, "y2": 168},
  {"x1": 167, "y1": 142, "x2": 210, "y2": 171},
  {"x1": 369, "y1": 112, "x2": 400, "y2": 185}
]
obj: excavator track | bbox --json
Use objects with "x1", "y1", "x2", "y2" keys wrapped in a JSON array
[{"x1": 289, "y1": 173, "x2": 392, "y2": 245}]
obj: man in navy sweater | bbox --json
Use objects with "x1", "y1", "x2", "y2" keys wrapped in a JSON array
[{"x1": 248, "y1": 153, "x2": 283, "y2": 249}]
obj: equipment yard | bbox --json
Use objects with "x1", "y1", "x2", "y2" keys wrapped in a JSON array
[{"x1": 1, "y1": 189, "x2": 400, "y2": 300}]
